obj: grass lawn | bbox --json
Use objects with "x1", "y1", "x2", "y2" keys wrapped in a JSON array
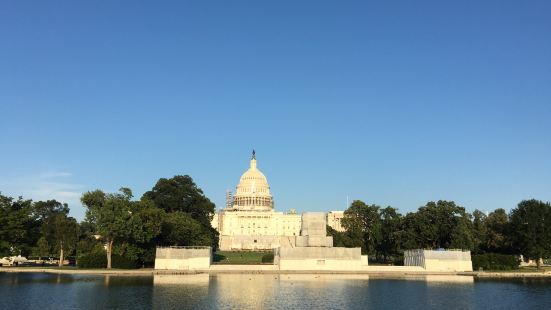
[{"x1": 213, "y1": 251, "x2": 273, "y2": 264}]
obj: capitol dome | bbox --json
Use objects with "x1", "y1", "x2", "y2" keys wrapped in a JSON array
[{"x1": 232, "y1": 151, "x2": 273, "y2": 211}]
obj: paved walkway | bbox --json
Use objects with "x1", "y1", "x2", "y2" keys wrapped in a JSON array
[{"x1": 2, "y1": 266, "x2": 551, "y2": 277}]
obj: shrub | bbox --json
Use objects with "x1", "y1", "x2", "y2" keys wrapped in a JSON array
[
  {"x1": 78, "y1": 252, "x2": 140, "y2": 269},
  {"x1": 392, "y1": 255, "x2": 404, "y2": 266},
  {"x1": 78, "y1": 251, "x2": 107, "y2": 268},
  {"x1": 261, "y1": 253, "x2": 274, "y2": 263},
  {"x1": 112, "y1": 254, "x2": 140, "y2": 269},
  {"x1": 472, "y1": 253, "x2": 519, "y2": 271}
]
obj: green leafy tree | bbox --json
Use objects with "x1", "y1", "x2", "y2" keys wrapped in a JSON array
[
  {"x1": 33, "y1": 237, "x2": 51, "y2": 260},
  {"x1": 117, "y1": 199, "x2": 164, "y2": 265},
  {"x1": 81, "y1": 188, "x2": 134, "y2": 269},
  {"x1": 0, "y1": 193, "x2": 36, "y2": 256},
  {"x1": 76, "y1": 221, "x2": 105, "y2": 264},
  {"x1": 159, "y1": 211, "x2": 215, "y2": 246},
  {"x1": 401, "y1": 201, "x2": 473, "y2": 250},
  {"x1": 377, "y1": 207, "x2": 403, "y2": 261},
  {"x1": 32, "y1": 200, "x2": 69, "y2": 222},
  {"x1": 142, "y1": 176, "x2": 214, "y2": 224},
  {"x1": 471, "y1": 210, "x2": 487, "y2": 253},
  {"x1": 510, "y1": 199, "x2": 551, "y2": 269},
  {"x1": 341, "y1": 200, "x2": 382, "y2": 255},
  {"x1": 485, "y1": 208, "x2": 510, "y2": 253},
  {"x1": 42, "y1": 213, "x2": 78, "y2": 266},
  {"x1": 81, "y1": 188, "x2": 165, "y2": 268},
  {"x1": 142, "y1": 175, "x2": 218, "y2": 248},
  {"x1": 326, "y1": 226, "x2": 356, "y2": 248}
]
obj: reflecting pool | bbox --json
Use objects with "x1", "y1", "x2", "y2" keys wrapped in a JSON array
[{"x1": 1, "y1": 273, "x2": 550, "y2": 309}]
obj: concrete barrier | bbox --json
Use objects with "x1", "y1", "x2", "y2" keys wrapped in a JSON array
[
  {"x1": 154, "y1": 246, "x2": 212, "y2": 270},
  {"x1": 276, "y1": 247, "x2": 364, "y2": 271},
  {"x1": 404, "y1": 249, "x2": 473, "y2": 272}
]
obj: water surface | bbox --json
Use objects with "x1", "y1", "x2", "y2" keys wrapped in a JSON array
[{"x1": 1, "y1": 273, "x2": 550, "y2": 309}]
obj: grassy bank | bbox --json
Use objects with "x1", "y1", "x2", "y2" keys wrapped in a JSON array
[{"x1": 213, "y1": 251, "x2": 273, "y2": 264}]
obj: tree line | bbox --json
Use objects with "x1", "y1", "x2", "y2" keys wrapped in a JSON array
[
  {"x1": 2, "y1": 175, "x2": 550, "y2": 269},
  {"x1": 328, "y1": 199, "x2": 551, "y2": 268},
  {"x1": 0, "y1": 175, "x2": 218, "y2": 268}
]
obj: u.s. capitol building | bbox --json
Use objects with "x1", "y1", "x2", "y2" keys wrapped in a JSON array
[{"x1": 211, "y1": 152, "x2": 344, "y2": 251}]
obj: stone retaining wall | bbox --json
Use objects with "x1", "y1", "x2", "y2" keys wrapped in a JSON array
[{"x1": 155, "y1": 247, "x2": 212, "y2": 270}]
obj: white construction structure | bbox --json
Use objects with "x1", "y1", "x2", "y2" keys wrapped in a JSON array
[
  {"x1": 274, "y1": 212, "x2": 367, "y2": 271},
  {"x1": 154, "y1": 246, "x2": 211, "y2": 271},
  {"x1": 404, "y1": 249, "x2": 473, "y2": 272}
]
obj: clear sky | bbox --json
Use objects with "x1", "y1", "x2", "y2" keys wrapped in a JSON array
[{"x1": 1, "y1": 1, "x2": 550, "y2": 220}]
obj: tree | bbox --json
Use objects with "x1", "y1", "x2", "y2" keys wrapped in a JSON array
[
  {"x1": 41, "y1": 213, "x2": 78, "y2": 267},
  {"x1": 0, "y1": 193, "x2": 36, "y2": 256},
  {"x1": 81, "y1": 188, "x2": 165, "y2": 268},
  {"x1": 75, "y1": 221, "x2": 104, "y2": 262},
  {"x1": 377, "y1": 207, "x2": 403, "y2": 261},
  {"x1": 81, "y1": 188, "x2": 134, "y2": 269},
  {"x1": 341, "y1": 200, "x2": 382, "y2": 255},
  {"x1": 117, "y1": 199, "x2": 164, "y2": 265},
  {"x1": 32, "y1": 200, "x2": 69, "y2": 222},
  {"x1": 471, "y1": 210, "x2": 487, "y2": 253},
  {"x1": 401, "y1": 201, "x2": 473, "y2": 250},
  {"x1": 142, "y1": 175, "x2": 219, "y2": 249},
  {"x1": 159, "y1": 211, "x2": 214, "y2": 246},
  {"x1": 33, "y1": 237, "x2": 50, "y2": 260},
  {"x1": 510, "y1": 199, "x2": 551, "y2": 269},
  {"x1": 142, "y1": 175, "x2": 215, "y2": 227},
  {"x1": 485, "y1": 208, "x2": 510, "y2": 253}
]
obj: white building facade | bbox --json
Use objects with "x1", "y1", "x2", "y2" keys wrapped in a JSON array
[
  {"x1": 327, "y1": 211, "x2": 345, "y2": 232},
  {"x1": 211, "y1": 152, "x2": 346, "y2": 251},
  {"x1": 212, "y1": 153, "x2": 302, "y2": 251}
]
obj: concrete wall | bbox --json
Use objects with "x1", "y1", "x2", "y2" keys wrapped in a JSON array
[
  {"x1": 424, "y1": 259, "x2": 473, "y2": 272},
  {"x1": 404, "y1": 249, "x2": 473, "y2": 272},
  {"x1": 154, "y1": 247, "x2": 212, "y2": 270},
  {"x1": 294, "y1": 235, "x2": 333, "y2": 247},
  {"x1": 300, "y1": 212, "x2": 327, "y2": 237},
  {"x1": 219, "y1": 235, "x2": 282, "y2": 251},
  {"x1": 275, "y1": 247, "x2": 365, "y2": 271}
]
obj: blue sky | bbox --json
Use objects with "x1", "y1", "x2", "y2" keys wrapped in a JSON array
[{"x1": 1, "y1": 1, "x2": 550, "y2": 220}]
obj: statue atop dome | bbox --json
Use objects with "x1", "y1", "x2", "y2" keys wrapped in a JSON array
[{"x1": 252, "y1": 149, "x2": 256, "y2": 160}]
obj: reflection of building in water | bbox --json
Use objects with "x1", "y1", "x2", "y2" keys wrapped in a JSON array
[
  {"x1": 423, "y1": 275, "x2": 474, "y2": 284},
  {"x1": 153, "y1": 274, "x2": 210, "y2": 285},
  {"x1": 399, "y1": 275, "x2": 475, "y2": 284},
  {"x1": 279, "y1": 274, "x2": 370, "y2": 283},
  {"x1": 152, "y1": 274, "x2": 210, "y2": 309},
  {"x1": 213, "y1": 274, "x2": 275, "y2": 308}
]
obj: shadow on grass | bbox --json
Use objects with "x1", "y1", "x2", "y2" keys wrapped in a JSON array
[{"x1": 213, "y1": 253, "x2": 227, "y2": 263}]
